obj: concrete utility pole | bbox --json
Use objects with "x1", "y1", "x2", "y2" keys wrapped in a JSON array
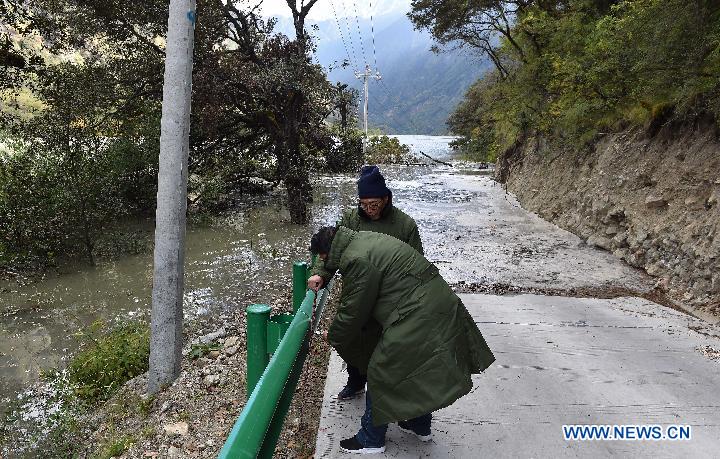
[
  {"x1": 354, "y1": 64, "x2": 381, "y2": 154},
  {"x1": 148, "y1": 0, "x2": 196, "y2": 395}
]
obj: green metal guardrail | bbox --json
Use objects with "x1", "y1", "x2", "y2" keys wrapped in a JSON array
[{"x1": 218, "y1": 261, "x2": 333, "y2": 458}]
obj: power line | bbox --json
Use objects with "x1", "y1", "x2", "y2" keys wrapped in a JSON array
[
  {"x1": 327, "y1": 0, "x2": 390, "y2": 139},
  {"x1": 339, "y1": 0, "x2": 361, "y2": 72},
  {"x1": 350, "y1": 0, "x2": 369, "y2": 68},
  {"x1": 369, "y1": 0, "x2": 378, "y2": 71},
  {"x1": 327, "y1": 0, "x2": 358, "y2": 73},
  {"x1": 356, "y1": 65, "x2": 382, "y2": 146}
]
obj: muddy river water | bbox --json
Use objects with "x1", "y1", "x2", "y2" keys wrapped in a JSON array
[
  {"x1": 0, "y1": 134, "x2": 654, "y2": 408},
  {"x1": 0, "y1": 136, "x2": 458, "y2": 406}
]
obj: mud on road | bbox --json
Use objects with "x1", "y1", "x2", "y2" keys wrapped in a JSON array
[
  {"x1": 384, "y1": 165, "x2": 655, "y2": 295},
  {"x1": 316, "y1": 162, "x2": 720, "y2": 458}
]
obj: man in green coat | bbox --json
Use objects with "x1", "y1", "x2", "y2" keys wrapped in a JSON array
[
  {"x1": 308, "y1": 165, "x2": 424, "y2": 400},
  {"x1": 310, "y1": 226, "x2": 495, "y2": 454}
]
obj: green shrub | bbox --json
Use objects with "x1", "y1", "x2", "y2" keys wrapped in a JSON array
[
  {"x1": 0, "y1": 128, "x2": 158, "y2": 268},
  {"x1": 68, "y1": 320, "x2": 150, "y2": 403},
  {"x1": 0, "y1": 142, "x2": 64, "y2": 267},
  {"x1": 324, "y1": 126, "x2": 364, "y2": 172},
  {"x1": 364, "y1": 136, "x2": 416, "y2": 164},
  {"x1": 450, "y1": 130, "x2": 498, "y2": 163}
]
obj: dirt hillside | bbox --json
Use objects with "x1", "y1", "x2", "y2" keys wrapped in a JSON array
[{"x1": 498, "y1": 125, "x2": 720, "y2": 319}]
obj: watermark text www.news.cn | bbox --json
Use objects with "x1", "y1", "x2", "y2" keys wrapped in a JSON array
[{"x1": 563, "y1": 424, "x2": 691, "y2": 441}]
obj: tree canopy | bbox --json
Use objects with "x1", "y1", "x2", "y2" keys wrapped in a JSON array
[
  {"x1": 410, "y1": 0, "x2": 720, "y2": 161},
  {"x1": 1, "y1": 0, "x2": 359, "y2": 267}
]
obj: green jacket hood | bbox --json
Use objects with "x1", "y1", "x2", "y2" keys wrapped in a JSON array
[
  {"x1": 309, "y1": 198, "x2": 424, "y2": 284},
  {"x1": 325, "y1": 226, "x2": 356, "y2": 273}
]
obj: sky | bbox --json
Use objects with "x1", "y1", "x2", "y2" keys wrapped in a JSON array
[{"x1": 257, "y1": 0, "x2": 411, "y2": 21}]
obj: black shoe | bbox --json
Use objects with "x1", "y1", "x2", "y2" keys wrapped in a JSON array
[
  {"x1": 397, "y1": 421, "x2": 432, "y2": 442},
  {"x1": 336, "y1": 384, "x2": 365, "y2": 400},
  {"x1": 339, "y1": 436, "x2": 386, "y2": 454}
]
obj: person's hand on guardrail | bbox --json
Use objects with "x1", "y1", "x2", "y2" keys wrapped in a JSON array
[{"x1": 307, "y1": 274, "x2": 324, "y2": 291}]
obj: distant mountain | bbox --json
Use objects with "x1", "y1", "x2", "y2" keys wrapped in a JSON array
[{"x1": 276, "y1": 12, "x2": 489, "y2": 135}]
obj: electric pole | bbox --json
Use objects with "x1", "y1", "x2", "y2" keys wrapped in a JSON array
[
  {"x1": 355, "y1": 64, "x2": 381, "y2": 154},
  {"x1": 148, "y1": 0, "x2": 196, "y2": 395}
]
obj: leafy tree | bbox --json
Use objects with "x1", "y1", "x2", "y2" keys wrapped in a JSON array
[
  {"x1": 0, "y1": 0, "x2": 341, "y2": 267},
  {"x1": 323, "y1": 124, "x2": 363, "y2": 173},
  {"x1": 1, "y1": 58, "x2": 160, "y2": 267},
  {"x1": 332, "y1": 82, "x2": 359, "y2": 131},
  {"x1": 415, "y1": 0, "x2": 720, "y2": 163},
  {"x1": 195, "y1": 0, "x2": 330, "y2": 223},
  {"x1": 409, "y1": 0, "x2": 551, "y2": 77},
  {"x1": 365, "y1": 135, "x2": 416, "y2": 164}
]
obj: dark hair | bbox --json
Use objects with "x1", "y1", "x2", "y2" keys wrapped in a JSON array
[{"x1": 309, "y1": 226, "x2": 336, "y2": 255}]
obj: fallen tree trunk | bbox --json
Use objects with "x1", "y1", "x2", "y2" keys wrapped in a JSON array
[{"x1": 418, "y1": 150, "x2": 453, "y2": 167}]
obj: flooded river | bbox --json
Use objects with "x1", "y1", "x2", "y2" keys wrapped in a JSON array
[{"x1": 0, "y1": 135, "x2": 461, "y2": 407}]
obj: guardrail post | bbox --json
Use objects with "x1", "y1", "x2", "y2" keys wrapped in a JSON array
[
  {"x1": 267, "y1": 313, "x2": 293, "y2": 354},
  {"x1": 257, "y1": 340, "x2": 308, "y2": 459},
  {"x1": 246, "y1": 303, "x2": 271, "y2": 397},
  {"x1": 218, "y1": 275, "x2": 335, "y2": 459},
  {"x1": 292, "y1": 261, "x2": 309, "y2": 313}
]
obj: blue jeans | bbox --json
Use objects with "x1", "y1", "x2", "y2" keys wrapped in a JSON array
[
  {"x1": 355, "y1": 392, "x2": 432, "y2": 447},
  {"x1": 346, "y1": 363, "x2": 368, "y2": 390}
]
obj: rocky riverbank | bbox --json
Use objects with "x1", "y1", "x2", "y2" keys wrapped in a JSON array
[
  {"x1": 498, "y1": 124, "x2": 720, "y2": 319},
  {"x1": 92, "y1": 289, "x2": 336, "y2": 459},
  {"x1": 1, "y1": 287, "x2": 339, "y2": 459}
]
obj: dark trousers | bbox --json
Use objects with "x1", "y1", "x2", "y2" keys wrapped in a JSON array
[
  {"x1": 346, "y1": 363, "x2": 367, "y2": 390},
  {"x1": 355, "y1": 392, "x2": 432, "y2": 447}
]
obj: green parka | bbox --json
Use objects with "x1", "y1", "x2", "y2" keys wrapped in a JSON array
[
  {"x1": 310, "y1": 195, "x2": 423, "y2": 284},
  {"x1": 326, "y1": 227, "x2": 495, "y2": 426}
]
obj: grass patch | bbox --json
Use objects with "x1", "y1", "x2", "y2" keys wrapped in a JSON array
[
  {"x1": 68, "y1": 320, "x2": 150, "y2": 403},
  {"x1": 188, "y1": 341, "x2": 221, "y2": 360},
  {"x1": 97, "y1": 434, "x2": 136, "y2": 459}
]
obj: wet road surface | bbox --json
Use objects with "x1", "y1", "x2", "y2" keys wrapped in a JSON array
[
  {"x1": 316, "y1": 162, "x2": 720, "y2": 458},
  {"x1": 386, "y1": 166, "x2": 652, "y2": 293},
  {"x1": 317, "y1": 295, "x2": 720, "y2": 458}
]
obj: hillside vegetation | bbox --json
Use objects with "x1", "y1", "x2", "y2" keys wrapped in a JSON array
[{"x1": 410, "y1": 0, "x2": 720, "y2": 161}]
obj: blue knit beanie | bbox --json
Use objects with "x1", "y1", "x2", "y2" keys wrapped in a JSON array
[{"x1": 357, "y1": 165, "x2": 390, "y2": 198}]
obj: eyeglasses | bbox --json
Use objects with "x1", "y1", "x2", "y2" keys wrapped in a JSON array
[{"x1": 358, "y1": 199, "x2": 384, "y2": 211}]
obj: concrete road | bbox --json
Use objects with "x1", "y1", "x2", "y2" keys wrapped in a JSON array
[
  {"x1": 315, "y1": 165, "x2": 719, "y2": 457},
  {"x1": 315, "y1": 294, "x2": 720, "y2": 458}
]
